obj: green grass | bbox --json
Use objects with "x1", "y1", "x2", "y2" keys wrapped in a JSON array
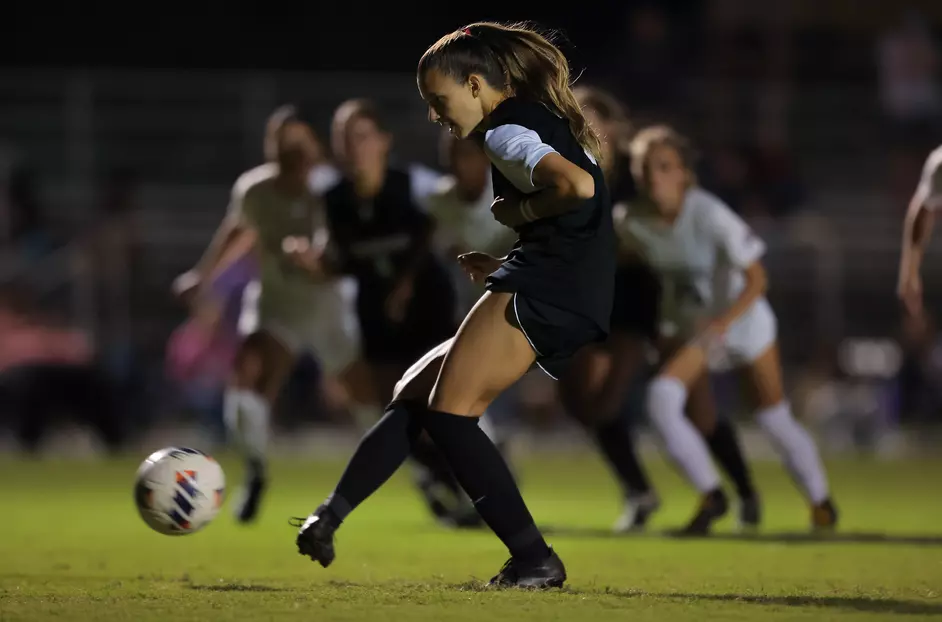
[{"x1": 1, "y1": 451, "x2": 941, "y2": 621}]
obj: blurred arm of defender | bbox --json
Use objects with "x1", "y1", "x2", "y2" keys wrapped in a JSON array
[
  {"x1": 173, "y1": 176, "x2": 255, "y2": 299},
  {"x1": 899, "y1": 148, "x2": 942, "y2": 317},
  {"x1": 702, "y1": 199, "x2": 768, "y2": 336}
]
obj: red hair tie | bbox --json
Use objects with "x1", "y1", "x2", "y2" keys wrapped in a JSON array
[{"x1": 462, "y1": 27, "x2": 472, "y2": 35}]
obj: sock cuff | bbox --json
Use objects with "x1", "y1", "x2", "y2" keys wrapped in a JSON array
[
  {"x1": 422, "y1": 409, "x2": 481, "y2": 427},
  {"x1": 325, "y1": 492, "x2": 353, "y2": 523},
  {"x1": 755, "y1": 400, "x2": 791, "y2": 423}
]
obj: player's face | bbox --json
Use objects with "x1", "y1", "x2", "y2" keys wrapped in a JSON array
[
  {"x1": 419, "y1": 69, "x2": 485, "y2": 139},
  {"x1": 646, "y1": 143, "x2": 688, "y2": 214},
  {"x1": 339, "y1": 116, "x2": 390, "y2": 175},
  {"x1": 278, "y1": 122, "x2": 320, "y2": 174},
  {"x1": 450, "y1": 138, "x2": 490, "y2": 197}
]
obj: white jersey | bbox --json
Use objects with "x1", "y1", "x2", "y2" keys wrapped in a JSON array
[
  {"x1": 619, "y1": 188, "x2": 776, "y2": 367},
  {"x1": 427, "y1": 173, "x2": 515, "y2": 315},
  {"x1": 229, "y1": 163, "x2": 358, "y2": 372},
  {"x1": 916, "y1": 145, "x2": 942, "y2": 211}
]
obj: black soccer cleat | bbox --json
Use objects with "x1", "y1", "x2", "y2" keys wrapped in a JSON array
[
  {"x1": 293, "y1": 507, "x2": 337, "y2": 568},
  {"x1": 234, "y1": 472, "x2": 267, "y2": 524},
  {"x1": 613, "y1": 491, "x2": 661, "y2": 533},
  {"x1": 681, "y1": 488, "x2": 729, "y2": 535},
  {"x1": 489, "y1": 547, "x2": 566, "y2": 589},
  {"x1": 811, "y1": 498, "x2": 839, "y2": 531},
  {"x1": 738, "y1": 494, "x2": 761, "y2": 531}
]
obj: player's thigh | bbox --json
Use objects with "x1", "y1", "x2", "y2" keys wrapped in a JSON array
[
  {"x1": 738, "y1": 342, "x2": 785, "y2": 411},
  {"x1": 232, "y1": 330, "x2": 295, "y2": 400},
  {"x1": 656, "y1": 333, "x2": 708, "y2": 389},
  {"x1": 428, "y1": 292, "x2": 536, "y2": 416},
  {"x1": 685, "y1": 371, "x2": 718, "y2": 434},
  {"x1": 558, "y1": 344, "x2": 612, "y2": 425}
]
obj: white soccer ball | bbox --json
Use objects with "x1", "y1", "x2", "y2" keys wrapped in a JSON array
[{"x1": 134, "y1": 447, "x2": 226, "y2": 535}]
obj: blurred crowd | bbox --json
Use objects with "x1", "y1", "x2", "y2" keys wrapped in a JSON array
[{"x1": 2, "y1": 4, "x2": 942, "y2": 454}]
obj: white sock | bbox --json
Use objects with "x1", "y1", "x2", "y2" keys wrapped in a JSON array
[
  {"x1": 756, "y1": 401, "x2": 829, "y2": 504},
  {"x1": 224, "y1": 388, "x2": 271, "y2": 466},
  {"x1": 646, "y1": 376, "x2": 721, "y2": 493}
]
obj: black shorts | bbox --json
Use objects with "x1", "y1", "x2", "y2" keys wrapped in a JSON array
[
  {"x1": 610, "y1": 263, "x2": 660, "y2": 341},
  {"x1": 511, "y1": 293, "x2": 607, "y2": 380}
]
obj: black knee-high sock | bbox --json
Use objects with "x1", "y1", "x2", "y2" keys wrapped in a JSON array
[
  {"x1": 706, "y1": 419, "x2": 756, "y2": 499},
  {"x1": 419, "y1": 409, "x2": 551, "y2": 563},
  {"x1": 591, "y1": 417, "x2": 652, "y2": 497},
  {"x1": 324, "y1": 400, "x2": 422, "y2": 524},
  {"x1": 410, "y1": 435, "x2": 462, "y2": 495}
]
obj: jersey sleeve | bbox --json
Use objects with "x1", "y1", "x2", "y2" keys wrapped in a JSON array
[
  {"x1": 702, "y1": 195, "x2": 766, "y2": 268},
  {"x1": 408, "y1": 163, "x2": 444, "y2": 211},
  {"x1": 917, "y1": 147, "x2": 942, "y2": 211},
  {"x1": 483, "y1": 124, "x2": 558, "y2": 194}
]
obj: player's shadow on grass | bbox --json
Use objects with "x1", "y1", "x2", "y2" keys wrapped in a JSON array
[
  {"x1": 188, "y1": 583, "x2": 287, "y2": 592},
  {"x1": 540, "y1": 525, "x2": 942, "y2": 546},
  {"x1": 635, "y1": 591, "x2": 942, "y2": 616}
]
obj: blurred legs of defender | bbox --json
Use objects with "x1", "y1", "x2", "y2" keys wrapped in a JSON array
[
  {"x1": 296, "y1": 291, "x2": 566, "y2": 588},
  {"x1": 560, "y1": 333, "x2": 660, "y2": 532},
  {"x1": 647, "y1": 302, "x2": 836, "y2": 534}
]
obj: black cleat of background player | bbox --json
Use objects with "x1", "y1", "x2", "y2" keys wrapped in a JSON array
[
  {"x1": 234, "y1": 472, "x2": 266, "y2": 524},
  {"x1": 680, "y1": 488, "x2": 729, "y2": 535},
  {"x1": 293, "y1": 506, "x2": 337, "y2": 568},
  {"x1": 489, "y1": 547, "x2": 566, "y2": 589}
]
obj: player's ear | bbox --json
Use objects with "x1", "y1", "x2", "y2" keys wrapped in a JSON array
[{"x1": 468, "y1": 74, "x2": 483, "y2": 98}]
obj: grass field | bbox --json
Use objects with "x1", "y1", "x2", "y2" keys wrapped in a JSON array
[{"x1": 1, "y1": 451, "x2": 941, "y2": 621}]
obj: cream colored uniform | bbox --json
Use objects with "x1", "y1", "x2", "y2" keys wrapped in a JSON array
[
  {"x1": 231, "y1": 164, "x2": 359, "y2": 375},
  {"x1": 916, "y1": 145, "x2": 942, "y2": 210},
  {"x1": 427, "y1": 173, "x2": 516, "y2": 316},
  {"x1": 619, "y1": 188, "x2": 776, "y2": 371}
]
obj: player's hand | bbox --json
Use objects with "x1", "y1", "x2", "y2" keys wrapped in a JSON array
[
  {"x1": 172, "y1": 270, "x2": 201, "y2": 304},
  {"x1": 898, "y1": 271, "x2": 924, "y2": 318},
  {"x1": 457, "y1": 251, "x2": 502, "y2": 284},
  {"x1": 385, "y1": 277, "x2": 415, "y2": 323},
  {"x1": 490, "y1": 196, "x2": 528, "y2": 228},
  {"x1": 282, "y1": 236, "x2": 323, "y2": 275}
]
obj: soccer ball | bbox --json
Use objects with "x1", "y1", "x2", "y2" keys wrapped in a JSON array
[{"x1": 134, "y1": 447, "x2": 225, "y2": 535}]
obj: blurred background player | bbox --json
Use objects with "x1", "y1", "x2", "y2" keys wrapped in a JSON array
[
  {"x1": 899, "y1": 144, "x2": 942, "y2": 317},
  {"x1": 176, "y1": 106, "x2": 362, "y2": 523},
  {"x1": 624, "y1": 125, "x2": 836, "y2": 533},
  {"x1": 315, "y1": 99, "x2": 465, "y2": 525}
]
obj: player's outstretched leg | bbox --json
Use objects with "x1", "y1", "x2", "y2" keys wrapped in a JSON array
[
  {"x1": 646, "y1": 344, "x2": 729, "y2": 534},
  {"x1": 224, "y1": 331, "x2": 294, "y2": 524},
  {"x1": 293, "y1": 341, "x2": 452, "y2": 567},
  {"x1": 742, "y1": 344, "x2": 837, "y2": 530}
]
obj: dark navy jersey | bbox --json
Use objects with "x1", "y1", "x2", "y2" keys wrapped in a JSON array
[
  {"x1": 480, "y1": 98, "x2": 616, "y2": 334},
  {"x1": 324, "y1": 168, "x2": 446, "y2": 300}
]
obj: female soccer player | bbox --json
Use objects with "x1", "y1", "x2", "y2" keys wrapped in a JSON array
[
  {"x1": 179, "y1": 106, "x2": 362, "y2": 523},
  {"x1": 623, "y1": 125, "x2": 837, "y2": 532},
  {"x1": 294, "y1": 22, "x2": 613, "y2": 589},
  {"x1": 321, "y1": 98, "x2": 457, "y2": 409}
]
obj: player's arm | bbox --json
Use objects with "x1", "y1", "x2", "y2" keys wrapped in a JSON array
[
  {"x1": 483, "y1": 124, "x2": 593, "y2": 226},
  {"x1": 705, "y1": 201, "x2": 768, "y2": 333},
  {"x1": 899, "y1": 151, "x2": 942, "y2": 314},
  {"x1": 174, "y1": 180, "x2": 253, "y2": 296}
]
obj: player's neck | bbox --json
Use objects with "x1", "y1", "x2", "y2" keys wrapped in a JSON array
[
  {"x1": 353, "y1": 167, "x2": 386, "y2": 198},
  {"x1": 274, "y1": 169, "x2": 308, "y2": 196}
]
